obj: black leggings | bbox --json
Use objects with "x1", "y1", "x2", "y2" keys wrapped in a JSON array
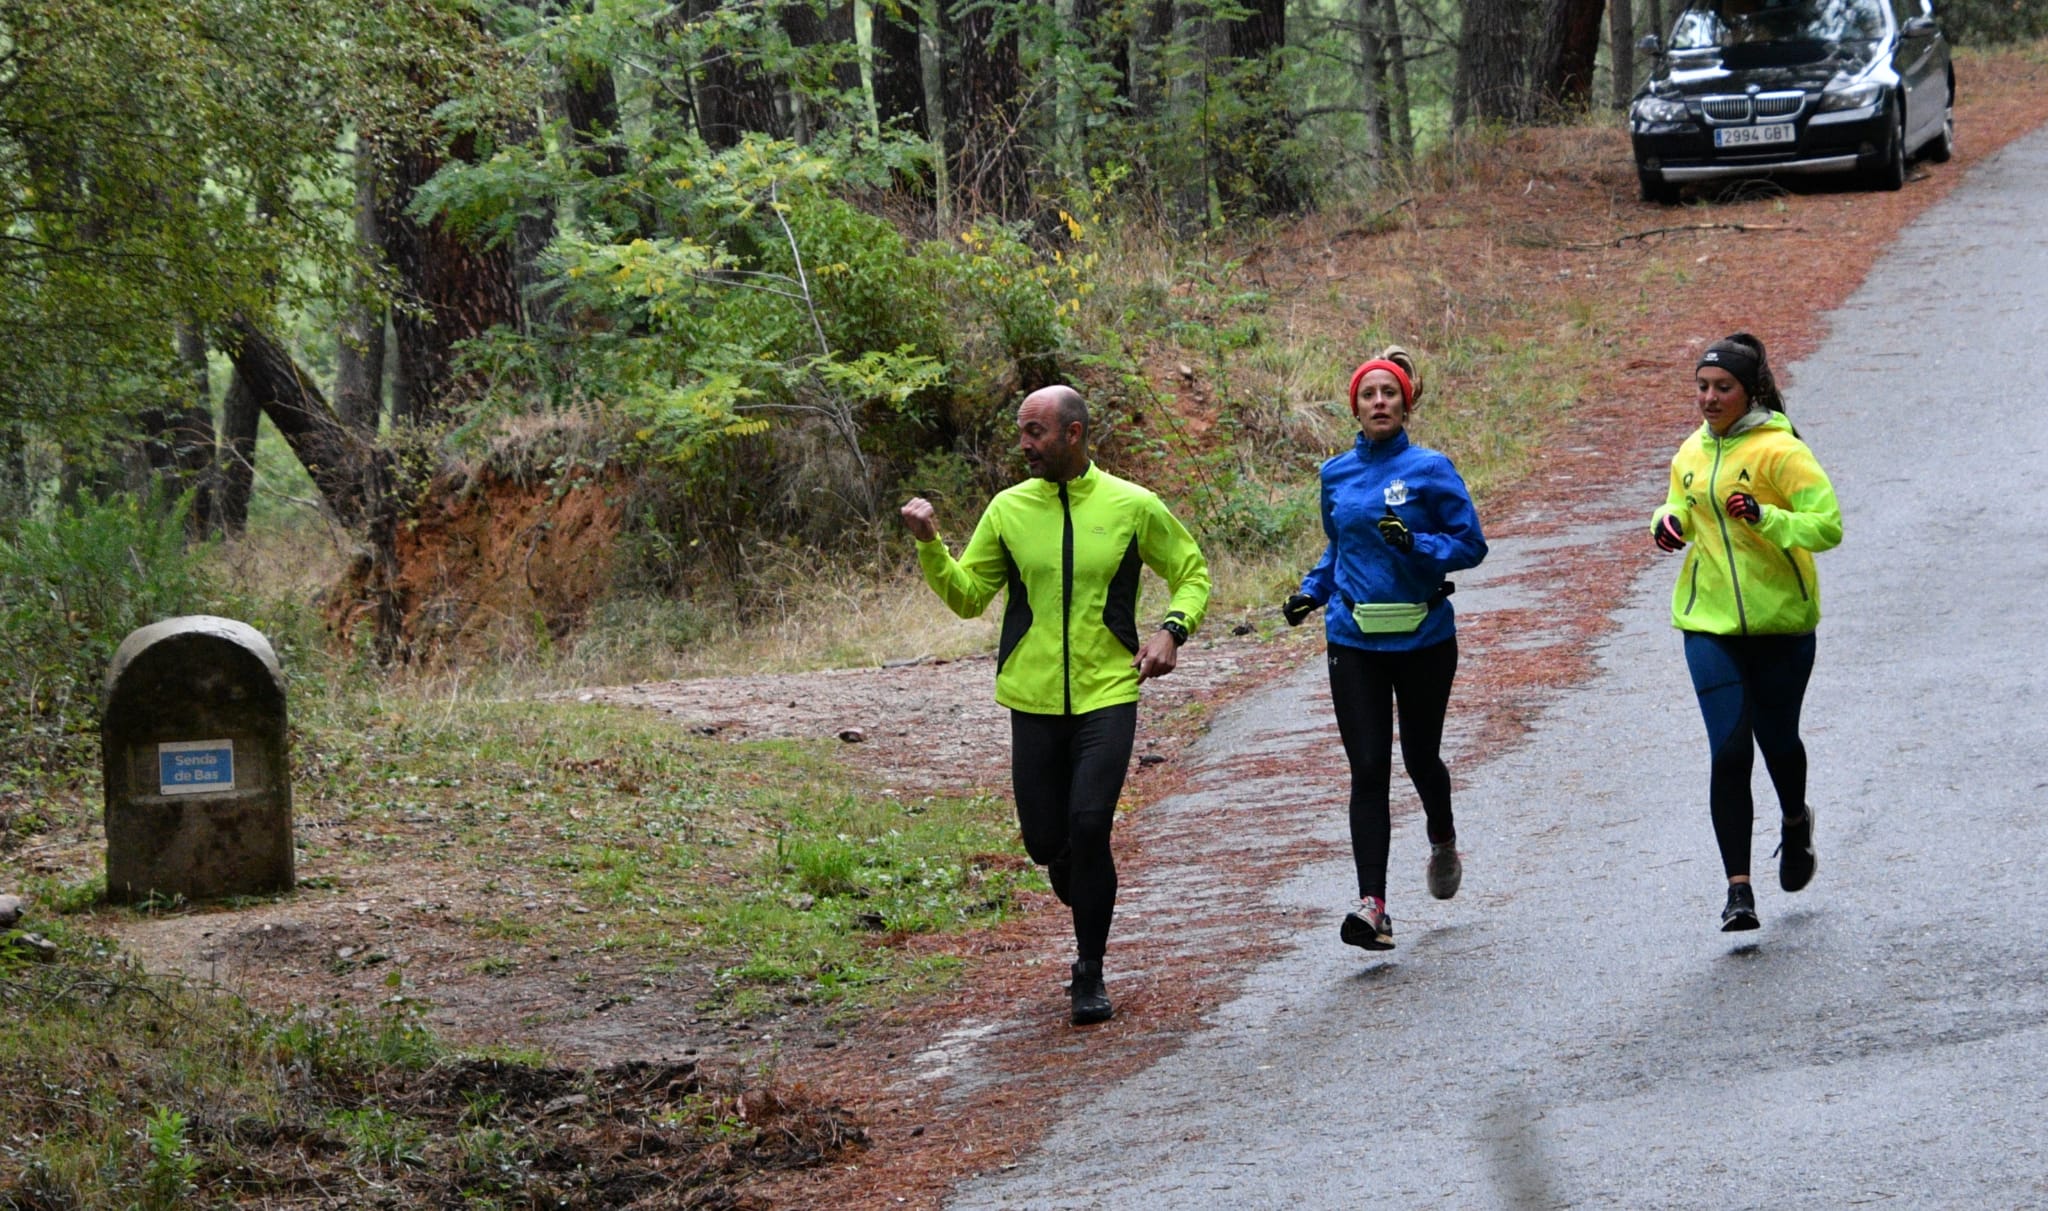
[
  {"x1": 1683, "y1": 631, "x2": 1815, "y2": 879},
  {"x1": 1328, "y1": 638, "x2": 1459, "y2": 901},
  {"x1": 1011, "y1": 703, "x2": 1136, "y2": 963}
]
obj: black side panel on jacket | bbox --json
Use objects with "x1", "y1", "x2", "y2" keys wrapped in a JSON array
[
  {"x1": 1101, "y1": 537, "x2": 1143, "y2": 654},
  {"x1": 998, "y1": 541, "x2": 1032, "y2": 670}
]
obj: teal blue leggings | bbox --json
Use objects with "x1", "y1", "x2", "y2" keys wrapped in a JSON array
[{"x1": 1683, "y1": 631, "x2": 1816, "y2": 879}]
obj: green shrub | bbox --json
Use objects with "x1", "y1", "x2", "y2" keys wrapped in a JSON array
[
  {"x1": 923, "y1": 216, "x2": 1095, "y2": 387},
  {"x1": 0, "y1": 490, "x2": 213, "y2": 781},
  {"x1": 140, "y1": 1107, "x2": 201, "y2": 1210}
]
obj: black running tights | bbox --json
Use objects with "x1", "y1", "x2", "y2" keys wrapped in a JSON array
[
  {"x1": 1327, "y1": 638, "x2": 1459, "y2": 901},
  {"x1": 1683, "y1": 630, "x2": 1815, "y2": 879},
  {"x1": 1011, "y1": 703, "x2": 1136, "y2": 963}
]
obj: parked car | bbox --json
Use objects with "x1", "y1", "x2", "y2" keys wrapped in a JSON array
[{"x1": 1629, "y1": 0, "x2": 1954, "y2": 203}]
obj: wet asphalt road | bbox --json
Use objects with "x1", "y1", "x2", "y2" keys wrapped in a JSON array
[{"x1": 950, "y1": 130, "x2": 2048, "y2": 1208}]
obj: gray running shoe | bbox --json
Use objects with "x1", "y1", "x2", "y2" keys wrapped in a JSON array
[
  {"x1": 1777, "y1": 807, "x2": 1816, "y2": 892},
  {"x1": 1426, "y1": 841, "x2": 1463, "y2": 900},
  {"x1": 1340, "y1": 898, "x2": 1395, "y2": 951}
]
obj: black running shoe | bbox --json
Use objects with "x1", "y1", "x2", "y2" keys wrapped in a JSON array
[
  {"x1": 1720, "y1": 882, "x2": 1759, "y2": 932},
  {"x1": 1777, "y1": 807, "x2": 1816, "y2": 893},
  {"x1": 1426, "y1": 842, "x2": 1463, "y2": 901},
  {"x1": 1069, "y1": 960, "x2": 1113, "y2": 1025},
  {"x1": 1340, "y1": 898, "x2": 1395, "y2": 951}
]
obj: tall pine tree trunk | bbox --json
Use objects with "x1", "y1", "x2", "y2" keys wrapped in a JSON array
[
  {"x1": 0, "y1": 425, "x2": 27, "y2": 522},
  {"x1": 1167, "y1": 0, "x2": 1227, "y2": 233},
  {"x1": 1054, "y1": 0, "x2": 1085, "y2": 176},
  {"x1": 943, "y1": 0, "x2": 1026, "y2": 215},
  {"x1": 870, "y1": 0, "x2": 928, "y2": 138},
  {"x1": 1127, "y1": 0, "x2": 1175, "y2": 126},
  {"x1": 1073, "y1": 0, "x2": 1131, "y2": 115},
  {"x1": 1382, "y1": 0, "x2": 1413, "y2": 164},
  {"x1": 686, "y1": 0, "x2": 784, "y2": 147},
  {"x1": 215, "y1": 370, "x2": 259, "y2": 535},
  {"x1": 373, "y1": 129, "x2": 524, "y2": 425},
  {"x1": 335, "y1": 145, "x2": 386, "y2": 436},
  {"x1": 1217, "y1": 0, "x2": 1299, "y2": 216},
  {"x1": 1359, "y1": 0, "x2": 1386, "y2": 178},
  {"x1": 1529, "y1": 0, "x2": 1607, "y2": 117},
  {"x1": 564, "y1": 31, "x2": 629, "y2": 180},
  {"x1": 1456, "y1": 0, "x2": 1526, "y2": 126},
  {"x1": 915, "y1": 0, "x2": 951, "y2": 224},
  {"x1": 780, "y1": 0, "x2": 861, "y2": 143},
  {"x1": 1608, "y1": 0, "x2": 1636, "y2": 108}
]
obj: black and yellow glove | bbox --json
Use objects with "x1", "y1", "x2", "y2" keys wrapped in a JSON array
[{"x1": 1376, "y1": 509, "x2": 1414, "y2": 553}]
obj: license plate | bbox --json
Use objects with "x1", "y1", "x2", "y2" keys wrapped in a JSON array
[{"x1": 1714, "y1": 124, "x2": 1797, "y2": 148}]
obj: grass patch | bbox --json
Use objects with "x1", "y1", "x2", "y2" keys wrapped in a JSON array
[
  {"x1": 0, "y1": 675, "x2": 983, "y2": 1202},
  {"x1": 0, "y1": 943, "x2": 860, "y2": 1206},
  {"x1": 11, "y1": 681, "x2": 1027, "y2": 1022}
]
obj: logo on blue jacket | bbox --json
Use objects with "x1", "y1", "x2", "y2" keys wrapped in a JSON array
[{"x1": 1383, "y1": 479, "x2": 1409, "y2": 507}]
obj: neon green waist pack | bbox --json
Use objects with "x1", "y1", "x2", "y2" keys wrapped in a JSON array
[{"x1": 1349, "y1": 601, "x2": 1428, "y2": 634}]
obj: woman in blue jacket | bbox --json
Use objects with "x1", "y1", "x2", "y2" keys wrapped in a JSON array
[{"x1": 1284, "y1": 347, "x2": 1489, "y2": 951}]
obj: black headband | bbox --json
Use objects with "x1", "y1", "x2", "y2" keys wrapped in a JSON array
[{"x1": 1696, "y1": 340, "x2": 1762, "y2": 398}]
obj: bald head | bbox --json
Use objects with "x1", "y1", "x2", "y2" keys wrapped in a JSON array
[
  {"x1": 1016, "y1": 384, "x2": 1091, "y2": 482},
  {"x1": 1023, "y1": 385, "x2": 1089, "y2": 436}
]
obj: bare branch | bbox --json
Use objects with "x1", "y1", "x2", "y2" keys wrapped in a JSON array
[
  {"x1": 767, "y1": 179, "x2": 831, "y2": 358},
  {"x1": 1567, "y1": 221, "x2": 1795, "y2": 249},
  {"x1": 1335, "y1": 196, "x2": 1415, "y2": 237}
]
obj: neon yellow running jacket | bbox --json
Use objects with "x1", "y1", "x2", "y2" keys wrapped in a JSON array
[
  {"x1": 1652, "y1": 409, "x2": 1843, "y2": 636},
  {"x1": 917, "y1": 463, "x2": 1211, "y2": 715}
]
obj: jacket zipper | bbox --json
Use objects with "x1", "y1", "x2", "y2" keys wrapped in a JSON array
[
  {"x1": 1059, "y1": 481, "x2": 1074, "y2": 716},
  {"x1": 1710, "y1": 435, "x2": 1749, "y2": 636}
]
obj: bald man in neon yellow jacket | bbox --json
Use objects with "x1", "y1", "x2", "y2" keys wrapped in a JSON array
[{"x1": 901, "y1": 384, "x2": 1210, "y2": 1026}]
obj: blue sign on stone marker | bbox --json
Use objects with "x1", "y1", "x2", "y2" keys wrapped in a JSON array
[{"x1": 158, "y1": 739, "x2": 235, "y2": 796}]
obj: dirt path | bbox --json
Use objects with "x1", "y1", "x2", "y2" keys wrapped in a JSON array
[{"x1": 574, "y1": 633, "x2": 1302, "y2": 801}]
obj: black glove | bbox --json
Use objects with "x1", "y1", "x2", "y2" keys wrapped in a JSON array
[
  {"x1": 1376, "y1": 509, "x2": 1414, "y2": 553},
  {"x1": 1725, "y1": 491, "x2": 1762, "y2": 523},
  {"x1": 1282, "y1": 594, "x2": 1318, "y2": 627},
  {"x1": 1652, "y1": 514, "x2": 1686, "y2": 552}
]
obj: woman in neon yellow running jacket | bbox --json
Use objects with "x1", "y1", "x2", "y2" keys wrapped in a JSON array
[{"x1": 1650, "y1": 333, "x2": 1841, "y2": 934}]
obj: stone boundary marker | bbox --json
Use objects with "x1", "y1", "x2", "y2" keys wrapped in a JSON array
[{"x1": 101, "y1": 615, "x2": 294, "y2": 903}]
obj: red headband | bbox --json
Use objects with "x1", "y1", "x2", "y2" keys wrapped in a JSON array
[{"x1": 1348, "y1": 359, "x2": 1414, "y2": 412}]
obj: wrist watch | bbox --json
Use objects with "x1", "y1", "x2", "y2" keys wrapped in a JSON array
[{"x1": 1159, "y1": 619, "x2": 1189, "y2": 647}]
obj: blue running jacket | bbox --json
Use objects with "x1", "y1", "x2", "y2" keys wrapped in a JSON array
[{"x1": 1297, "y1": 430, "x2": 1488, "y2": 652}]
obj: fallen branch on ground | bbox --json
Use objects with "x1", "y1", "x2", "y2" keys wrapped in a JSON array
[
  {"x1": 1336, "y1": 197, "x2": 1415, "y2": 239},
  {"x1": 1570, "y1": 222, "x2": 1794, "y2": 249}
]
